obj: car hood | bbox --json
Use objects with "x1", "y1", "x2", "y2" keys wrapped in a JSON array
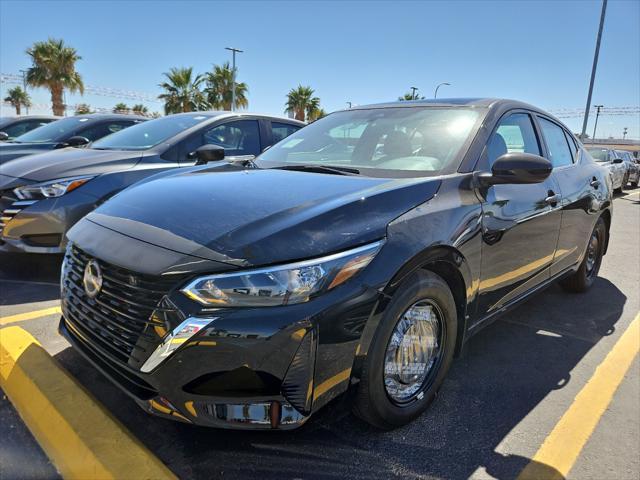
[
  {"x1": 0, "y1": 147, "x2": 144, "y2": 183},
  {"x1": 80, "y1": 168, "x2": 441, "y2": 267},
  {"x1": 0, "y1": 142, "x2": 58, "y2": 164}
]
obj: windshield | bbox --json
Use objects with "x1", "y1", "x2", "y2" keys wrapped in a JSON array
[
  {"x1": 257, "y1": 107, "x2": 482, "y2": 176},
  {"x1": 91, "y1": 114, "x2": 212, "y2": 150},
  {"x1": 12, "y1": 117, "x2": 90, "y2": 143},
  {"x1": 586, "y1": 148, "x2": 608, "y2": 161}
]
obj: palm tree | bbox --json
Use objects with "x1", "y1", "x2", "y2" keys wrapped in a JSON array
[
  {"x1": 131, "y1": 104, "x2": 148, "y2": 116},
  {"x1": 113, "y1": 102, "x2": 129, "y2": 114},
  {"x1": 204, "y1": 62, "x2": 248, "y2": 110},
  {"x1": 158, "y1": 67, "x2": 206, "y2": 114},
  {"x1": 3, "y1": 86, "x2": 31, "y2": 115},
  {"x1": 285, "y1": 85, "x2": 320, "y2": 122},
  {"x1": 25, "y1": 38, "x2": 84, "y2": 116},
  {"x1": 74, "y1": 103, "x2": 93, "y2": 114},
  {"x1": 308, "y1": 107, "x2": 327, "y2": 122},
  {"x1": 398, "y1": 91, "x2": 425, "y2": 101}
]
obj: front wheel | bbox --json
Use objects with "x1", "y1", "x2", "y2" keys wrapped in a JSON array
[
  {"x1": 353, "y1": 270, "x2": 457, "y2": 430},
  {"x1": 560, "y1": 217, "x2": 606, "y2": 293}
]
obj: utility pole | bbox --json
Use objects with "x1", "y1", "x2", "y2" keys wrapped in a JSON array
[
  {"x1": 592, "y1": 105, "x2": 604, "y2": 142},
  {"x1": 225, "y1": 47, "x2": 243, "y2": 111},
  {"x1": 434, "y1": 82, "x2": 451, "y2": 99},
  {"x1": 410, "y1": 86, "x2": 418, "y2": 100},
  {"x1": 580, "y1": 0, "x2": 608, "y2": 140},
  {"x1": 623, "y1": 127, "x2": 628, "y2": 140},
  {"x1": 19, "y1": 69, "x2": 29, "y2": 115}
]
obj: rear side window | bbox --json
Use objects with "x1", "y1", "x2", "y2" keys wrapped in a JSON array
[
  {"x1": 271, "y1": 122, "x2": 300, "y2": 144},
  {"x1": 487, "y1": 113, "x2": 540, "y2": 166},
  {"x1": 538, "y1": 117, "x2": 573, "y2": 168}
]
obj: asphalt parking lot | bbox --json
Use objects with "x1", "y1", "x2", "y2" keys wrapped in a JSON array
[{"x1": 1, "y1": 189, "x2": 639, "y2": 480}]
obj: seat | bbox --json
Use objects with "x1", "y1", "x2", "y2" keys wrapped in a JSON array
[
  {"x1": 380, "y1": 130, "x2": 412, "y2": 161},
  {"x1": 487, "y1": 132, "x2": 508, "y2": 165}
]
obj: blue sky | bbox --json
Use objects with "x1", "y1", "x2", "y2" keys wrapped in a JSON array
[{"x1": 1, "y1": 0, "x2": 638, "y2": 138}]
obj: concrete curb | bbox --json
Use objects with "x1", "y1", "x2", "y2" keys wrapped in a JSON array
[{"x1": 0, "y1": 326, "x2": 176, "y2": 480}]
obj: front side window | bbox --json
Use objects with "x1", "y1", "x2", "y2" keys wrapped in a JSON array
[
  {"x1": 203, "y1": 120, "x2": 261, "y2": 156},
  {"x1": 12, "y1": 117, "x2": 91, "y2": 143},
  {"x1": 91, "y1": 114, "x2": 211, "y2": 151},
  {"x1": 258, "y1": 107, "x2": 483, "y2": 176},
  {"x1": 538, "y1": 117, "x2": 573, "y2": 168},
  {"x1": 486, "y1": 113, "x2": 540, "y2": 166}
]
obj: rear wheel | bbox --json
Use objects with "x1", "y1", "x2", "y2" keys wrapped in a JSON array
[
  {"x1": 353, "y1": 270, "x2": 457, "y2": 429},
  {"x1": 560, "y1": 217, "x2": 606, "y2": 293},
  {"x1": 621, "y1": 172, "x2": 629, "y2": 190}
]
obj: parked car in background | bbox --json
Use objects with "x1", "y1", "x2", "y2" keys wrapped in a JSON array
[
  {"x1": 0, "y1": 112, "x2": 303, "y2": 253},
  {"x1": 615, "y1": 150, "x2": 639, "y2": 188},
  {"x1": 59, "y1": 98, "x2": 612, "y2": 431},
  {"x1": 0, "y1": 114, "x2": 146, "y2": 164},
  {"x1": 0, "y1": 115, "x2": 59, "y2": 141},
  {"x1": 585, "y1": 147, "x2": 626, "y2": 191}
]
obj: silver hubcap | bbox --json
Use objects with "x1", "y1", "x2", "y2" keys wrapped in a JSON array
[
  {"x1": 586, "y1": 232, "x2": 599, "y2": 275},
  {"x1": 384, "y1": 300, "x2": 443, "y2": 403}
]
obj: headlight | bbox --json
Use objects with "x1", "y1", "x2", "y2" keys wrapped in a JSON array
[
  {"x1": 14, "y1": 175, "x2": 94, "y2": 200},
  {"x1": 181, "y1": 240, "x2": 384, "y2": 307}
]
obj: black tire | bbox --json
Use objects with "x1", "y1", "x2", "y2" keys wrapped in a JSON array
[
  {"x1": 621, "y1": 173, "x2": 629, "y2": 190},
  {"x1": 560, "y1": 217, "x2": 606, "y2": 293},
  {"x1": 631, "y1": 182, "x2": 638, "y2": 189},
  {"x1": 353, "y1": 270, "x2": 457, "y2": 430}
]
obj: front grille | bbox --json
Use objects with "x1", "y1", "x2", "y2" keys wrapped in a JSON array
[{"x1": 62, "y1": 245, "x2": 184, "y2": 369}]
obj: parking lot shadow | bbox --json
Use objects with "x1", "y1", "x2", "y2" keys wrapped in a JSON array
[
  {"x1": 53, "y1": 278, "x2": 625, "y2": 480},
  {"x1": 0, "y1": 253, "x2": 63, "y2": 305}
]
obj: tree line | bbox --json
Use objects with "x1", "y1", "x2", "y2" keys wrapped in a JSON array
[{"x1": 4, "y1": 38, "x2": 327, "y2": 122}]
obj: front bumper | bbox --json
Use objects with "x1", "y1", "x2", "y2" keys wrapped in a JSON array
[
  {"x1": 0, "y1": 190, "x2": 98, "y2": 253},
  {"x1": 59, "y1": 245, "x2": 383, "y2": 430}
]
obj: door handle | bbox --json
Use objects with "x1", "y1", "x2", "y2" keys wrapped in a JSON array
[
  {"x1": 545, "y1": 193, "x2": 561, "y2": 205},
  {"x1": 590, "y1": 178, "x2": 601, "y2": 189}
]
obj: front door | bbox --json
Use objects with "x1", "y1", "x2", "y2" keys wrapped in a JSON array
[{"x1": 476, "y1": 112, "x2": 562, "y2": 317}]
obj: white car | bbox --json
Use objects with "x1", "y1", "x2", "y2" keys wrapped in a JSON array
[{"x1": 585, "y1": 147, "x2": 627, "y2": 191}]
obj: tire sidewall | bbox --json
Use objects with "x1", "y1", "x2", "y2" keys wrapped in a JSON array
[{"x1": 363, "y1": 270, "x2": 457, "y2": 426}]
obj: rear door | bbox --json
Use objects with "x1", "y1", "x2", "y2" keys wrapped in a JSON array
[{"x1": 476, "y1": 111, "x2": 562, "y2": 315}]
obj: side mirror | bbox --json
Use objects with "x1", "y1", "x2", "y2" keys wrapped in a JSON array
[
  {"x1": 66, "y1": 136, "x2": 90, "y2": 147},
  {"x1": 477, "y1": 152, "x2": 552, "y2": 186},
  {"x1": 194, "y1": 144, "x2": 225, "y2": 165},
  {"x1": 612, "y1": 158, "x2": 623, "y2": 164},
  {"x1": 0, "y1": 132, "x2": 9, "y2": 141}
]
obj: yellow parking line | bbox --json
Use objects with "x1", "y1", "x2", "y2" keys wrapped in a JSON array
[
  {"x1": 0, "y1": 306, "x2": 61, "y2": 326},
  {"x1": 518, "y1": 312, "x2": 640, "y2": 480},
  {"x1": 0, "y1": 326, "x2": 176, "y2": 480}
]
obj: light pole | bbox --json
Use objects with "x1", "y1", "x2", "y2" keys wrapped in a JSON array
[
  {"x1": 346, "y1": 101, "x2": 352, "y2": 108},
  {"x1": 580, "y1": 0, "x2": 608, "y2": 140},
  {"x1": 19, "y1": 69, "x2": 29, "y2": 115},
  {"x1": 225, "y1": 47, "x2": 243, "y2": 111},
  {"x1": 409, "y1": 86, "x2": 419, "y2": 100},
  {"x1": 592, "y1": 105, "x2": 604, "y2": 142},
  {"x1": 434, "y1": 82, "x2": 451, "y2": 99},
  {"x1": 623, "y1": 127, "x2": 628, "y2": 140}
]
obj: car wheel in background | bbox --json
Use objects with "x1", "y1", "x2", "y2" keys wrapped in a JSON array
[
  {"x1": 353, "y1": 270, "x2": 457, "y2": 430},
  {"x1": 560, "y1": 216, "x2": 606, "y2": 293}
]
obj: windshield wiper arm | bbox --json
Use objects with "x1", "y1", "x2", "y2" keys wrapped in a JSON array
[{"x1": 275, "y1": 164, "x2": 360, "y2": 176}]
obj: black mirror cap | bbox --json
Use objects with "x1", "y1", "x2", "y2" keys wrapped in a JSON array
[
  {"x1": 0, "y1": 131, "x2": 9, "y2": 141},
  {"x1": 612, "y1": 158, "x2": 624, "y2": 164},
  {"x1": 478, "y1": 152, "x2": 552, "y2": 186},
  {"x1": 66, "y1": 136, "x2": 90, "y2": 147},
  {"x1": 195, "y1": 144, "x2": 225, "y2": 165}
]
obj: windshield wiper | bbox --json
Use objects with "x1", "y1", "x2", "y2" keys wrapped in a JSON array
[{"x1": 275, "y1": 164, "x2": 360, "y2": 176}]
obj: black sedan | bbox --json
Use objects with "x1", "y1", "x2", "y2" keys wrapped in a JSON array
[
  {"x1": 0, "y1": 112, "x2": 303, "y2": 253},
  {"x1": 60, "y1": 98, "x2": 612, "y2": 430},
  {"x1": 0, "y1": 115, "x2": 59, "y2": 141},
  {"x1": 0, "y1": 113, "x2": 146, "y2": 163}
]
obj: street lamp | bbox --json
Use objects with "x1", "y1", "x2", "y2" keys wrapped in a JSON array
[
  {"x1": 225, "y1": 47, "x2": 243, "y2": 111},
  {"x1": 410, "y1": 86, "x2": 419, "y2": 100},
  {"x1": 346, "y1": 101, "x2": 352, "y2": 108},
  {"x1": 592, "y1": 104, "x2": 604, "y2": 142},
  {"x1": 623, "y1": 127, "x2": 628, "y2": 140},
  {"x1": 434, "y1": 82, "x2": 451, "y2": 99}
]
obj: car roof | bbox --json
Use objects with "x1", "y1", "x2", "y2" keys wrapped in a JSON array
[
  {"x1": 71, "y1": 113, "x2": 148, "y2": 121},
  {"x1": 349, "y1": 98, "x2": 548, "y2": 112},
  {"x1": 0, "y1": 115, "x2": 60, "y2": 121},
  {"x1": 164, "y1": 111, "x2": 305, "y2": 126}
]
